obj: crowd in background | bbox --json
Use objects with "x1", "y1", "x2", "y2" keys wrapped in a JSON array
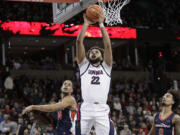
[
  {"x1": 6, "y1": 56, "x2": 58, "y2": 70},
  {"x1": 0, "y1": 71, "x2": 179, "y2": 135},
  {"x1": 121, "y1": 0, "x2": 180, "y2": 28},
  {"x1": 5, "y1": 50, "x2": 180, "y2": 73},
  {"x1": 0, "y1": 1, "x2": 52, "y2": 23},
  {"x1": 0, "y1": 0, "x2": 180, "y2": 28}
]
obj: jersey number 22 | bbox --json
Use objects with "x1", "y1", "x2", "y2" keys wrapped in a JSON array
[{"x1": 91, "y1": 76, "x2": 100, "y2": 85}]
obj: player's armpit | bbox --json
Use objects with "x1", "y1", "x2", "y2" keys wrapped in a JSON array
[{"x1": 174, "y1": 115, "x2": 180, "y2": 135}]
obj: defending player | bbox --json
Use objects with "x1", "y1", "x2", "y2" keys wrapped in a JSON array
[
  {"x1": 149, "y1": 89, "x2": 180, "y2": 135},
  {"x1": 22, "y1": 80, "x2": 77, "y2": 135}
]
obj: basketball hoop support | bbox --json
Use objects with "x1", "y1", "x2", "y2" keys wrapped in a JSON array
[{"x1": 53, "y1": 0, "x2": 96, "y2": 24}]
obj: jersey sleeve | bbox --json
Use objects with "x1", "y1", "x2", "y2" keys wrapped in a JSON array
[
  {"x1": 102, "y1": 61, "x2": 112, "y2": 75},
  {"x1": 78, "y1": 58, "x2": 89, "y2": 75}
]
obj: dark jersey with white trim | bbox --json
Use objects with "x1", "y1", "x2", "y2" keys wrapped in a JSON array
[
  {"x1": 155, "y1": 112, "x2": 175, "y2": 135},
  {"x1": 57, "y1": 108, "x2": 76, "y2": 130}
]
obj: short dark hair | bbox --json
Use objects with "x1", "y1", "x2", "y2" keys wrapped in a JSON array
[
  {"x1": 87, "y1": 46, "x2": 104, "y2": 60},
  {"x1": 167, "y1": 89, "x2": 180, "y2": 111}
]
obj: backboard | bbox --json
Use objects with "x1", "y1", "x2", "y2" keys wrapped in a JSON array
[{"x1": 52, "y1": 0, "x2": 97, "y2": 24}]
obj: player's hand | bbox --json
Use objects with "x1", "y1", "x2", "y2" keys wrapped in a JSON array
[
  {"x1": 83, "y1": 14, "x2": 95, "y2": 25},
  {"x1": 22, "y1": 105, "x2": 34, "y2": 115},
  {"x1": 98, "y1": 12, "x2": 105, "y2": 24}
]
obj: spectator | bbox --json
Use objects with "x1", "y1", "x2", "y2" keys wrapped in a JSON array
[
  {"x1": 4, "y1": 73, "x2": 14, "y2": 99},
  {"x1": 0, "y1": 114, "x2": 18, "y2": 135},
  {"x1": 138, "y1": 122, "x2": 149, "y2": 135},
  {"x1": 120, "y1": 124, "x2": 132, "y2": 135},
  {"x1": 113, "y1": 98, "x2": 122, "y2": 112},
  {"x1": 13, "y1": 59, "x2": 21, "y2": 70}
]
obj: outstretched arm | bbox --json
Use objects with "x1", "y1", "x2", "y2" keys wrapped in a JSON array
[
  {"x1": 174, "y1": 115, "x2": 180, "y2": 135},
  {"x1": 76, "y1": 14, "x2": 94, "y2": 64},
  {"x1": 22, "y1": 97, "x2": 73, "y2": 114},
  {"x1": 98, "y1": 13, "x2": 112, "y2": 66}
]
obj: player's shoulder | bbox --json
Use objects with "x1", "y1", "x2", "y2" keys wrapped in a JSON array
[
  {"x1": 153, "y1": 112, "x2": 160, "y2": 119},
  {"x1": 172, "y1": 113, "x2": 180, "y2": 124},
  {"x1": 102, "y1": 60, "x2": 112, "y2": 67},
  {"x1": 174, "y1": 114, "x2": 180, "y2": 120},
  {"x1": 63, "y1": 95, "x2": 76, "y2": 103},
  {"x1": 153, "y1": 112, "x2": 158, "y2": 118}
]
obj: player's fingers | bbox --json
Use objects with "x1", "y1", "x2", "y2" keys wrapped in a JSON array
[{"x1": 99, "y1": 13, "x2": 105, "y2": 18}]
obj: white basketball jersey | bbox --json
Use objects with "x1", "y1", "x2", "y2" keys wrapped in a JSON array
[{"x1": 78, "y1": 58, "x2": 112, "y2": 104}]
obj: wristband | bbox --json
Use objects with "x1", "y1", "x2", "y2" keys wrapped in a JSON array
[{"x1": 99, "y1": 23, "x2": 104, "y2": 28}]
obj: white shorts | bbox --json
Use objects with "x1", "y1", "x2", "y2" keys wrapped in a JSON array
[{"x1": 71, "y1": 102, "x2": 117, "y2": 135}]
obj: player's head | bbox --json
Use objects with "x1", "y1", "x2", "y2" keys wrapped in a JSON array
[
  {"x1": 162, "y1": 89, "x2": 180, "y2": 111},
  {"x1": 61, "y1": 80, "x2": 73, "y2": 94},
  {"x1": 87, "y1": 46, "x2": 104, "y2": 64}
]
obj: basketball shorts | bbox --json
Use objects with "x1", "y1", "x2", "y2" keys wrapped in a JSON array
[{"x1": 71, "y1": 102, "x2": 117, "y2": 135}]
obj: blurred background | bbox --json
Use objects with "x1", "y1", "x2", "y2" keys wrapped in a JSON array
[{"x1": 0, "y1": 0, "x2": 180, "y2": 135}]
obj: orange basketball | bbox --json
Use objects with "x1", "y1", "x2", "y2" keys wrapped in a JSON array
[{"x1": 86, "y1": 5, "x2": 103, "y2": 23}]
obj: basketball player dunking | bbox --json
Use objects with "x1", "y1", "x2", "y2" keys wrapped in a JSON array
[
  {"x1": 149, "y1": 90, "x2": 180, "y2": 135},
  {"x1": 22, "y1": 80, "x2": 77, "y2": 135},
  {"x1": 71, "y1": 12, "x2": 117, "y2": 135}
]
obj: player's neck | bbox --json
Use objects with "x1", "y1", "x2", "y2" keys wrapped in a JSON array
[
  {"x1": 61, "y1": 93, "x2": 71, "y2": 98},
  {"x1": 161, "y1": 106, "x2": 173, "y2": 115},
  {"x1": 92, "y1": 62, "x2": 101, "y2": 66}
]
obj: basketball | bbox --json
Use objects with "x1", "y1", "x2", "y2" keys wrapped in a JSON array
[{"x1": 86, "y1": 5, "x2": 103, "y2": 23}]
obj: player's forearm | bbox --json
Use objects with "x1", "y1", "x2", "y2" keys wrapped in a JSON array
[
  {"x1": 76, "y1": 23, "x2": 88, "y2": 63},
  {"x1": 77, "y1": 23, "x2": 89, "y2": 43},
  {"x1": 32, "y1": 105, "x2": 57, "y2": 112},
  {"x1": 100, "y1": 25, "x2": 111, "y2": 49},
  {"x1": 100, "y1": 24, "x2": 113, "y2": 66}
]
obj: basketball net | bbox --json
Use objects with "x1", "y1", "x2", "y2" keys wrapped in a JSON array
[{"x1": 97, "y1": 0, "x2": 130, "y2": 26}]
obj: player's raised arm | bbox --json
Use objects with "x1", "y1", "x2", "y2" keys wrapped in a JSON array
[
  {"x1": 98, "y1": 13, "x2": 113, "y2": 67},
  {"x1": 76, "y1": 14, "x2": 94, "y2": 64},
  {"x1": 22, "y1": 96, "x2": 75, "y2": 114}
]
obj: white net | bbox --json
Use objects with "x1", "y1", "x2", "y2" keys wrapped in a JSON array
[{"x1": 97, "y1": 0, "x2": 130, "y2": 26}]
